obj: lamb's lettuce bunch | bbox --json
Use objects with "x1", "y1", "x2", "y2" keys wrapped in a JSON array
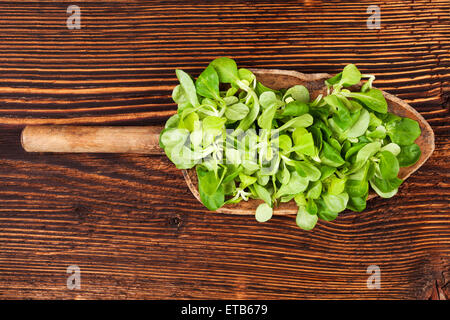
[{"x1": 160, "y1": 58, "x2": 421, "y2": 230}]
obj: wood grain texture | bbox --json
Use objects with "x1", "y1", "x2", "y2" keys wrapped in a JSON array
[
  {"x1": 0, "y1": 0, "x2": 448, "y2": 299},
  {"x1": 21, "y1": 125, "x2": 164, "y2": 154}
]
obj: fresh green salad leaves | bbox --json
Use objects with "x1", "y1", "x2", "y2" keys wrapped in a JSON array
[{"x1": 160, "y1": 58, "x2": 422, "y2": 230}]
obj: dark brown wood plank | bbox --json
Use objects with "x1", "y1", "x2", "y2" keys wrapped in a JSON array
[{"x1": 0, "y1": 0, "x2": 448, "y2": 299}]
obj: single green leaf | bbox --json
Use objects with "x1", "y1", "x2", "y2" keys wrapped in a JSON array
[
  {"x1": 199, "y1": 183, "x2": 224, "y2": 211},
  {"x1": 322, "y1": 192, "x2": 349, "y2": 213},
  {"x1": 325, "y1": 72, "x2": 342, "y2": 86},
  {"x1": 238, "y1": 173, "x2": 257, "y2": 189},
  {"x1": 159, "y1": 128, "x2": 189, "y2": 149},
  {"x1": 195, "y1": 64, "x2": 220, "y2": 100},
  {"x1": 253, "y1": 183, "x2": 272, "y2": 207},
  {"x1": 203, "y1": 116, "x2": 226, "y2": 134},
  {"x1": 366, "y1": 125, "x2": 386, "y2": 139},
  {"x1": 258, "y1": 104, "x2": 277, "y2": 130},
  {"x1": 172, "y1": 85, "x2": 192, "y2": 113},
  {"x1": 291, "y1": 131, "x2": 315, "y2": 156},
  {"x1": 379, "y1": 150, "x2": 399, "y2": 179},
  {"x1": 225, "y1": 102, "x2": 249, "y2": 121},
  {"x1": 197, "y1": 166, "x2": 225, "y2": 210},
  {"x1": 259, "y1": 91, "x2": 278, "y2": 109},
  {"x1": 164, "y1": 114, "x2": 180, "y2": 129},
  {"x1": 369, "y1": 176, "x2": 402, "y2": 198},
  {"x1": 296, "y1": 205, "x2": 318, "y2": 230},
  {"x1": 275, "y1": 171, "x2": 309, "y2": 197},
  {"x1": 351, "y1": 141, "x2": 381, "y2": 172},
  {"x1": 255, "y1": 203, "x2": 273, "y2": 222},
  {"x1": 347, "y1": 195, "x2": 367, "y2": 212},
  {"x1": 182, "y1": 111, "x2": 199, "y2": 132},
  {"x1": 292, "y1": 160, "x2": 321, "y2": 181},
  {"x1": 316, "y1": 199, "x2": 340, "y2": 221},
  {"x1": 381, "y1": 143, "x2": 401, "y2": 156},
  {"x1": 397, "y1": 143, "x2": 421, "y2": 167},
  {"x1": 274, "y1": 114, "x2": 313, "y2": 134},
  {"x1": 320, "y1": 141, "x2": 345, "y2": 167},
  {"x1": 328, "y1": 176, "x2": 346, "y2": 195},
  {"x1": 284, "y1": 85, "x2": 310, "y2": 103},
  {"x1": 281, "y1": 101, "x2": 309, "y2": 117},
  {"x1": 210, "y1": 57, "x2": 239, "y2": 84},
  {"x1": 344, "y1": 88, "x2": 387, "y2": 113},
  {"x1": 339, "y1": 64, "x2": 361, "y2": 87},
  {"x1": 175, "y1": 69, "x2": 199, "y2": 107},
  {"x1": 386, "y1": 118, "x2": 421, "y2": 146},
  {"x1": 346, "y1": 179, "x2": 369, "y2": 197},
  {"x1": 319, "y1": 165, "x2": 336, "y2": 181},
  {"x1": 277, "y1": 135, "x2": 292, "y2": 153},
  {"x1": 346, "y1": 108, "x2": 370, "y2": 138},
  {"x1": 238, "y1": 68, "x2": 255, "y2": 84},
  {"x1": 306, "y1": 180, "x2": 322, "y2": 199}
]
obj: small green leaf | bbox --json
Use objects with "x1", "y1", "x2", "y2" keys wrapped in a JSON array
[
  {"x1": 351, "y1": 141, "x2": 381, "y2": 172},
  {"x1": 238, "y1": 68, "x2": 255, "y2": 84},
  {"x1": 238, "y1": 173, "x2": 257, "y2": 189},
  {"x1": 275, "y1": 171, "x2": 309, "y2": 197},
  {"x1": 182, "y1": 111, "x2": 199, "y2": 132},
  {"x1": 164, "y1": 114, "x2": 180, "y2": 129},
  {"x1": 284, "y1": 85, "x2": 310, "y2": 103},
  {"x1": 225, "y1": 103, "x2": 249, "y2": 121},
  {"x1": 344, "y1": 88, "x2": 387, "y2": 113},
  {"x1": 346, "y1": 108, "x2": 370, "y2": 138},
  {"x1": 259, "y1": 91, "x2": 278, "y2": 109},
  {"x1": 197, "y1": 166, "x2": 225, "y2": 210},
  {"x1": 381, "y1": 143, "x2": 401, "y2": 156},
  {"x1": 281, "y1": 101, "x2": 309, "y2": 117},
  {"x1": 320, "y1": 141, "x2": 345, "y2": 167},
  {"x1": 291, "y1": 131, "x2": 315, "y2": 156},
  {"x1": 325, "y1": 72, "x2": 342, "y2": 86},
  {"x1": 203, "y1": 116, "x2": 226, "y2": 134},
  {"x1": 278, "y1": 135, "x2": 292, "y2": 153},
  {"x1": 323, "y1": 192, "x2": 349, "y2": 213},
  {"x1": 379, "y1": 150, "x2": 399, "y2": 179},
  {"x1": 306, "y1": 181, "x2": 322, "y2": 199},
  {"x1": 296, "y1": 205, "x2": 318, "y2": 231},
  {"x1": 175, "y1": 69, "x2": 199, "y2": 107},
  {"x1": 253, "y1": 183, "x2": 272, "y2": 207},
  {"x1": 159, "y1": 128, "x2": 189, "y2": 149},
  {"x1": 386, "y1": 118, "x2": 421, "y2": 146},
  {"x1": 255, "y1": 203, "x2": 273, "y2": 222},
  {"x1": 274, "y1": 114, "x2": 313, "y2": 134},
  {"x1": 292, "y1": 160, "x2": 321, "y2": 181},
  {"x1": 369, "y1": 176, "x2": 402, "y2": 198},
  {"x1": 346, "y1": 179, "x2": 369, "y2": 198},
  {"x1": 195, "y1": 64, "x2": 220, "y2": 100},
  {"x1": 258, "y1": 104, "x2": 277, "y2": 130},
  {"x1": 210, "y1": 57, "x2": 239, "y2": 84},
  {"x1": 339, "y1": 64, "x2": 361, "y2": 87},
  {"x1": 172, "y1": 85, "x2": 192, "y2": 113},
  {"x1": 306, "y1": 199, "x2": 318, "y2": 215},
  {"x1": 328, "y1": 176, "x2": 346, "y2": 195},
  {"x1": 347, "y1": 196, "x2": 367, "y2": 212},
  {"x1": 397, "y1": 143, "x2": 421, "y2": 167}
]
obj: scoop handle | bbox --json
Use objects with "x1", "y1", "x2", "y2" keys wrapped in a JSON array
[{"x1": 21, "y1": 125, "x2": 164, "y2": 154}]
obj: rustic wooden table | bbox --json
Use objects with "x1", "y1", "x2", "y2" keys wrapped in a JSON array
[{"x1": 0, "y1": 0, "x2": 448, "y2": 300}]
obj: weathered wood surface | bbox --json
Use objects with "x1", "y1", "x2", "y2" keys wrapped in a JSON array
[{"x1": 0, "y1": 0, "x2": 448, "y2": 299}]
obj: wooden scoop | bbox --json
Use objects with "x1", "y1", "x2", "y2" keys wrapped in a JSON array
[{"x1": 21, "y1": 69, "x2": 435, "y2": 215}]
